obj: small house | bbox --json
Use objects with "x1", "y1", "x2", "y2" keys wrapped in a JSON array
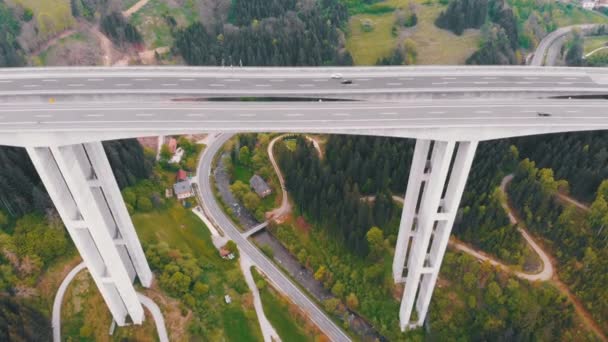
[
  {"x1": 173, "y1": 180, "x2": 193, "y2": 200},
  {"x1": 249, "y1": 174, "x2": 272, "y2": 198},
  {"x1": 224, "y1": 295, "x2": 232, "y2": 304}
]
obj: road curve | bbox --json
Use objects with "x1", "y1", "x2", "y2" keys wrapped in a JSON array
[
  {"x1": 52, "y1": 262, "x2": 86, "y2": 342},
  {"x1": 530, "y1": 24, "x2": 604, "y2": 66},
  {"x1": 197, "y1": 133, "x2": 351, "y2": 342},
  {"x1": 137, "y1": 293, "x2": 169, "y2": 342},
  {"x1": 53, "y1": 262, "x2": 168, "y2": 342},
  {"x1": 499, "y1": 174, "x2": 554, "y2": 281},
  {"x1": 266, "y1": 134, "x2": 292, "y2": 220}
]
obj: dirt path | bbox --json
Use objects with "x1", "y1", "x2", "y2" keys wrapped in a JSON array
[
  {"x1": 266, "y1": 134, "x2": 321, "y2": 221},
  {"x1": 501, "y1": 174, "x2": 606, "y2": 341},
  {"x1": 91, "y1": 27, "x2": 114, "y2": 66},
  {"x1": 557, "y1": 193, "x2": 590, "y2": 212},
  {"x1": 123, "y1": 0, "x2": 150, "y2": 18},
  {"x1": 31, "y1": 29, "x2": 76, "y2": 56}
]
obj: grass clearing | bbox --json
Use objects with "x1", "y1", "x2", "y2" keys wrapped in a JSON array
[
  {"x1": 132, "y1": 201, "x2": 216, "y2": 259},
  {"x1": 12, "y1": 0, "x2": 74, "y2": 39},
  {"x1": 553, "y1": 6, "x2": 608, "y2": 27},
  {"x1": 234, "y1": 164, "x2": 255, "y2": 185},
  {"x1": 584, "y1": 35, "x2": 608, "y2": 54},
  {"x1": 346, "y1": 0, "x2": 481, "y2": 65},
  {"x1": 252, "y1": 268, "x2": 320, "y2": 342},
  {"x1": 129, "y1": 0, "x2": 199, "y2": 49}
]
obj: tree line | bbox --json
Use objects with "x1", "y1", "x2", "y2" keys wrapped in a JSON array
[
  {"x1": 276, "y1": 135, "x2": 413, "y2": 257},
  {"x1": 435, "y1": 0, "x2": 520, "y2": 64},
  {"x1": 175, "y1": 0, "x2": 352, "y2": 66},
  {"x1": 0, "y1": 1, "x2": 25, "y2": 67}
]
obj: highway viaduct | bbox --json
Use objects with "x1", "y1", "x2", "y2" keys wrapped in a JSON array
[{"x1": 1, "y1": 66, "x2": 608, "y2": 336}]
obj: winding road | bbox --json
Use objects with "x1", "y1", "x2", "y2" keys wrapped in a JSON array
[
  {"x1": 266, "y1": 139, "x2": 553, "y2": 282},
  {"x1": 52, "y1": 262, "x2": 168, "y2": 342}
]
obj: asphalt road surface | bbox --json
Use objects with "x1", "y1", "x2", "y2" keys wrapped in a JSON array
[
  {"x1": 0, "y1": 66, "x2": 607, "y2": 98},
  {"x1": 197, "y1": 133, "x2": 351, "y2": 342}
]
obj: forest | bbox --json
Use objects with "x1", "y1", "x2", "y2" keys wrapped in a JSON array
[
  {"x1": 515, "y1": 130, "x2": 608, "y2": 202},
  {"x1": 271, "y1": 131, "x2": 608, "y2": 338},
  {"x1": 435, "y1": 0, "x2": 519, "y2": 64},
  {"x1": 276, "y1": 135, "x2": 414, "y2": 257},
  {"x1": 174, "y1": 0, "x2": 352, "y2": 66},
  {"x1": 0, "y1": 2, "x2": 24, "y2": 68},
  {"x1": 508, "y1": 159, "x2": 608, "y2": 333}
]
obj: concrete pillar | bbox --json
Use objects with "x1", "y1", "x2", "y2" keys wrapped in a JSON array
[
  {"x1": 27, "y1": 142, "x2": 152, "y2": 326},
  {"x1": 393, "y1": 139, "x2": 478, "y2": 331}
]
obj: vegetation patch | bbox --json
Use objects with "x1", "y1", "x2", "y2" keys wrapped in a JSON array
[
  {"x1": 129, "y1": 0, "x2": 199, "y2": 49},
  {"x1": 12, "y1": 0, "x2": 75, "y2": 41},
  {"x1": 346, "y1": 0, "x2": 480, "y2": 65},
  {"x1": 252, "y1": 267, "x2": 322, "y2": 342}
]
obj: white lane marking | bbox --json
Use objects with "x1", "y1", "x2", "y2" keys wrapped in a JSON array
[
  {"x1": 209, "y1": 84, "x2": 225, "y2": 87},
  {"x1": 23, "y1": 84, "x2": 40, "y2": 88},
  {"x1": 180, "y1": 78, "x2": 195, "y2": 81},
  {"x1": 86, "y1": 114, "x2": 104, "y2": 117},
  {"x1": 355, "y1": 78, "x2": 370, "y2": 81},
  {"x1": 87, "y1": 78, "x2": 104, "y2": 81},
  {"x1": 399, "y1": 77, "x2": 414, "y2": 81},
  {"x1": 0, "y1": 80, "x2": 12, "y2": 83},
  {"x1": 133, "y1": 78, "x2": 150, "y2": 81},
  {"x1": 135, "y1": 113, "x2": 154, "y2": 117},
  {"x1": 299, "y1": 84, "x2": 314, "y2": 87},
  {"x1": 313, "y1": 79, "x2": 329, "y2": 82},
  {"x1": 517, "y1": 81, "x2": 531, "y2": 84},
  {"x1": 475, "y1": 110, "x2": 492, "y2": 114},
  {"x1": 381, "y1": 112, "x2": 397, "y2": 115},
  {"x1": 428, "y1": 111, "x2": 446, "y2": 114},
  {"x1": 223, "y1": 79, "x2": 240, "y2": 82},
  {"x1": 387, "y1": 82, "x2": 403, "y2": 86},
  {"x1": 442, "y1": 77, "x2": 456, "y2": 80},
  {"x1": 68, "y1": 84, "x2": 85, "y2": 87},
  {"x1": 558, "y1": 82, "x2": 572, "y2": 85},
  {"x1": 186, "y1": 113, "x2": 205, "y2": 117},
  {"x1": 564, "y1": 77, "x2": 578, "y2": 80},
  {"x1": 42, "y1": 79, "x2": 58, "y2": 82},
  {"x1": 332, "y1": 113, "x2": 350, "y2": 117},
  {"x1": 162, "y1": 83, "x2": 178, "y2": 87},
  {"x1": 269, "y1": 79, "x2": 284, "y2": 82},
  {"x1": 524, "y1": 77, "x2": 538, "y2": 80},
  {"x1": 255, "y1": 84, "x2": 271, "y2": 87},
  {"x1": 567, "y1": 110, "x2": 580, "y2": 113},
  {"x1": 474, "y1": 81, "x2": 488, "y2": 84},
  {"x1": 432, "y1": 82, "x2": 447, "y2": 85},
  {"x1": 520, "y1": 110, "x2": 537, "y2": 113},
  {"x1": 239, "y1": 113, "x2": 256, "y2": 117},
  {"x1": 115, "y1": 83, "x2": 132, "y2": 87},
  {"x1": 483, "y1": 77, "x2": 497, "y2": 80},
  {"x1": 35, "y1": 114, "x2": 52, "y2": 118},
  {"x1": 286, "y1": 113, "x2": 303, "y2": 117}
]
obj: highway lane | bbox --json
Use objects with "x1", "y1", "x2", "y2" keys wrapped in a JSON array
[
  {"x1": 0, "y1": 67, "x2": 608, "y2": 98},
  {"x1": 197, "y1": 133, "x2": 351, "y2": 342},
  {"x1": 0, "y1": 99, "x2": 607, "y2": 133}
]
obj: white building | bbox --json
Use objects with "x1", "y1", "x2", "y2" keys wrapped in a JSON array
[{"x1": 169, "y1": 147, "x2": 184, "y2": 164}]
